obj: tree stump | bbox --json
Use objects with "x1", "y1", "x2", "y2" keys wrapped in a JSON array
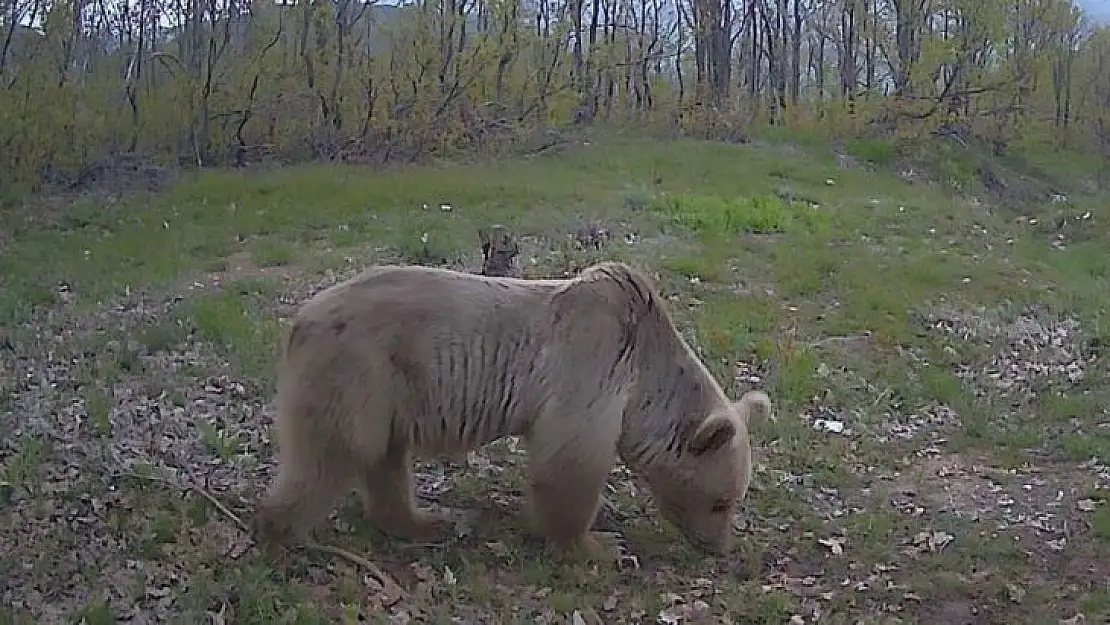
[
  {"x1": 573, "y1": 221, "x2": 611, "y2": 251},
  {"x1": 478, "y1": 225, "x2": 521, "y2": 278}
]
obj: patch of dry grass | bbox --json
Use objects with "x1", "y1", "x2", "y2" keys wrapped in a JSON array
[{"x1": 2, "y1": 136, "x2": 1108, "y2": 623}]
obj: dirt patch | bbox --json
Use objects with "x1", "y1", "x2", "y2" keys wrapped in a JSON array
[{"x1": 898, "y1": 453, "x2": 1106, "y2": 529}]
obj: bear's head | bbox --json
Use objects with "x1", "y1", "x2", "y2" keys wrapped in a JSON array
[{"x1": 641, "y1": 391, "x2": 772, "y2": 553}]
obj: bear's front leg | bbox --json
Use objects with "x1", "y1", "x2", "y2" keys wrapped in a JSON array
[
  {"x1": 254, "y1": 452, "x2": 353, "y2": 557},
  {"x1": 360, "y1": 443, "x2": 452, "y2": 542},
  {"x1": 526, "y1": 445, "x2": 621, "y2": 563}
]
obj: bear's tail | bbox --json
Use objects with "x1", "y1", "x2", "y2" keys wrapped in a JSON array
[{"x1": 736, "y1": 390, "x2": 774, "y2": 427}]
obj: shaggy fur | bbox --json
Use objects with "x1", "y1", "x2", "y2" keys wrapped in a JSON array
[{"x1": 254, "y1": 261, "x2": 774, "y2": 559}]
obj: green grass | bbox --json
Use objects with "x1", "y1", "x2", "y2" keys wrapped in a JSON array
[
  {"x1": 843, "y1": 137, "x2": 899, "y2": 167},
  {"x1": 177, "y1": 278, "x2": 284, "y2": 380},
  {"x1": 2, "y1": 135, "x2": 1108, "y2": 623},
  {"x1": 249, "y1": 238, "x2": 298, "y2": 267},
  {"x1": 652, "y1": 193, "x2": 832, "y2": 237}
]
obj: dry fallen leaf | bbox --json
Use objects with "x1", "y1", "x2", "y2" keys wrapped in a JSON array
[
  {"x1": 619, "y1": 554, "x2": 641, "y2": 570},
  {"x1": 206, "y1": 602, "x2": 228, "y2": 625},
  {"x1": 485, "y1": 540, "x2": 510, "y2": 557},
  {"x1": 1076, "y1": 498, "x2": 1099, "y2": 512},
  {"x1": 410, "y1": 562, "x2": 434, "y2": 581},
  {"x1": 572, "y1": 608, "x2": 603, "y2": 625},
  {"x1": 818, "y1": 536, "x2": 846, "y2": 556},
  {"x1": 1007, "y1": 583, "x2": 1026, "y2": 604},
  {"x1": 657, "y1": 606, "x2": 684, "y2": 624},
  {"x1": 914, "y1": 530, "x2": 954, "y2": 552}
]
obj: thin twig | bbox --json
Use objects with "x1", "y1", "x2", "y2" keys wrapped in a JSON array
[
  {"x1": 303, "y1": 542, "x2": 406, "y2": 601},
  {"x1": 118, "y1": 471, "x2": 250, "y2": 533},
  {"x1": 870, "y1": 387, "x2": 893, "y2": 409},
  {"x1": 809, "y1": 333, "x2": 874, "y2": 348},
  {"x1": 193, "y1": 481, "x2": 251, "y2": 533},
  {"x1": 392, "y1": 540, "x2": 449, "y2": 550}
]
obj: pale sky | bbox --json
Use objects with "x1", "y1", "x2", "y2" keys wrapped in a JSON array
[
  {"x1": 12, "y1": 0, "x2": 1110, "y2": 31},
  {"x1": 1079, "y1": 0, "x2": 1110, "y2": 22}
]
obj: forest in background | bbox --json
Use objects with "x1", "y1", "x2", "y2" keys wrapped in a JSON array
[{"x1": 2, "y1": 0, "x2": 1109, "y2": 193}]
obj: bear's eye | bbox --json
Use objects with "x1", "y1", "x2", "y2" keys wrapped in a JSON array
[{"x1": 710, "y1": 498, "x2": 733, "y2": 513}]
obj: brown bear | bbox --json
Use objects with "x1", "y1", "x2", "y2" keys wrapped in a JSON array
[{"x1": 253, "y1": 261, "x2": 773, "y2": 559}]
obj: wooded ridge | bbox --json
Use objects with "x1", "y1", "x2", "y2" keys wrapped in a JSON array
[{"x1": 2, "y1": 0, "x2": 1107, "y2": 192}]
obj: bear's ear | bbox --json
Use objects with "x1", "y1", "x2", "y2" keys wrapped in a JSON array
[
  {"x1": 731, "y1": 390, "x2": 774, "y2": 427},
  {"x1": 687, "y1": 416, "x2": 737, "y2": 456}
]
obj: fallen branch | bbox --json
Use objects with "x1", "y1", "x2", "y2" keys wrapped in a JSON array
[
  {"x1": 118, "y1": 470, "x2": 406, "y2": 601},
  {"x1": 809, "y1": 333, "x2": 874, "y2": 348},
  {"x1": 118, "y1": 470, "x2": 250, "y2": 531},
  {"x1": 196, "y1": 481, "x2": 251, "y2": 532},
  {"x1": 303, "y1": 542, "x2": 406, "y2": 602}
]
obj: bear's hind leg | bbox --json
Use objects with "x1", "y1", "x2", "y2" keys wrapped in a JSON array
[{"x1": 360, "y1": 442, "x2": 451, "y2": 542}]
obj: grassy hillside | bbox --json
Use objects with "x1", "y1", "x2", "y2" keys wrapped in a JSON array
[{"x1": 1, "y1": 134, "x2": 1108, "y2": 623}]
